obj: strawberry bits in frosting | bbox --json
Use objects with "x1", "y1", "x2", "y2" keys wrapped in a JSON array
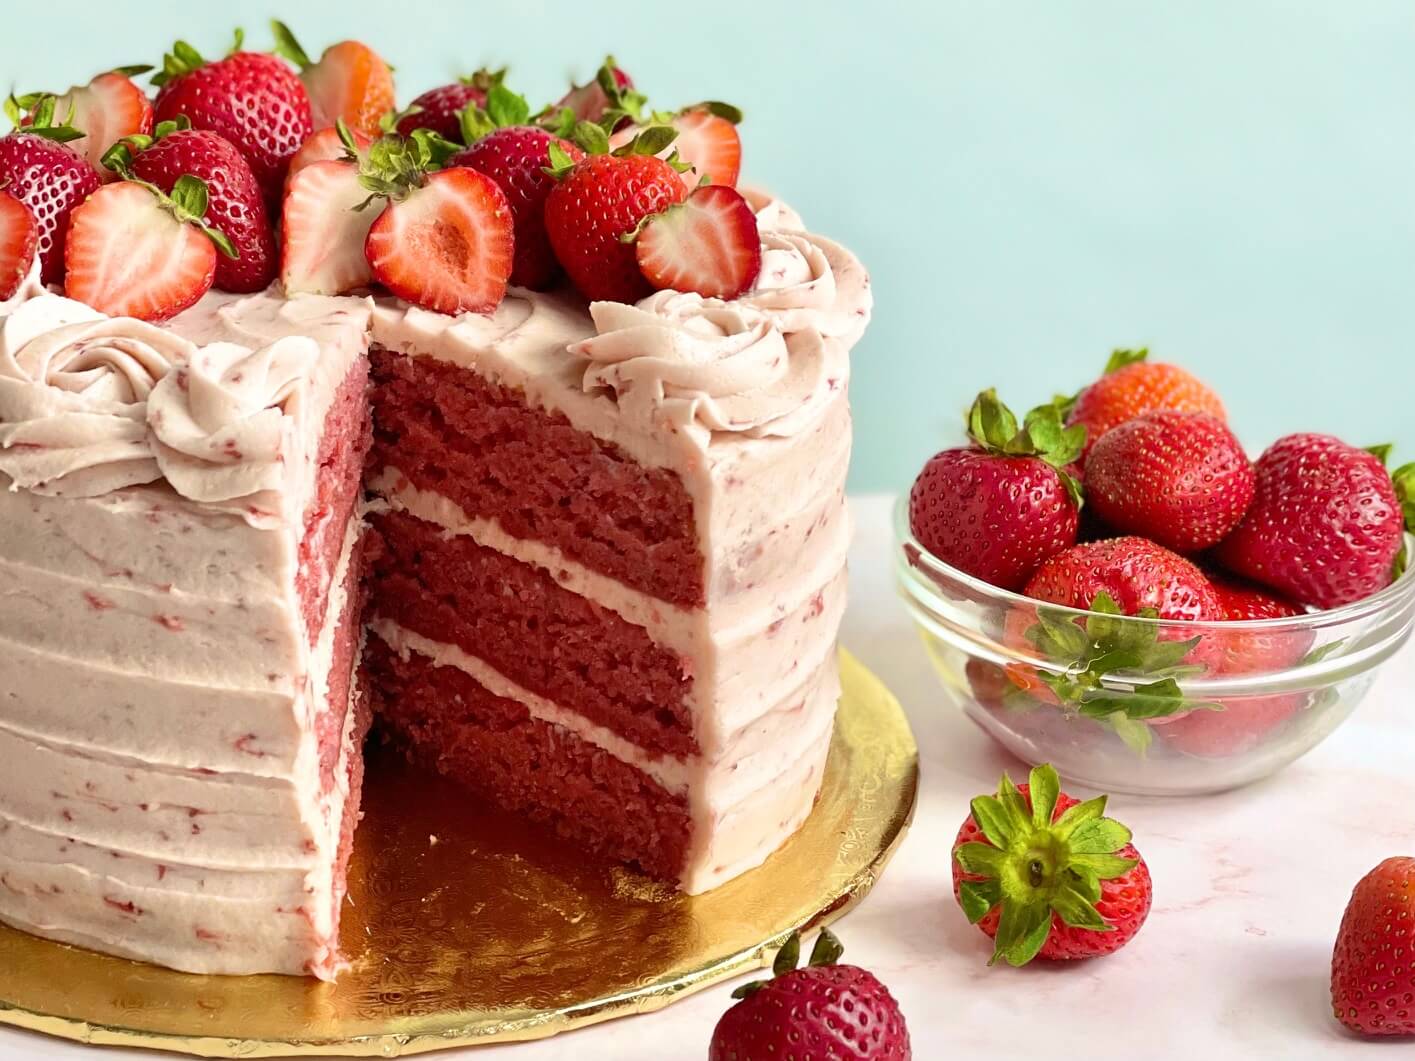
[
  {"x1": 148, "y1": 335, "x2": 319, "y2": 514},
  {"x1": 0, "y1": 284, "x2": 193, "y2": 496}
]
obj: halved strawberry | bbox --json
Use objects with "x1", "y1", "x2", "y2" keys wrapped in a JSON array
[
  {"x1": 286, "y1": 125, "x2": 373, "y2": 188},
  {"x1": 364, "y1": 166, "x2": 513, "y2": 314},
  {"x1": 0, "y1": 191, "x2": 39, "y2": 299},
  {"x1": 281, "y1": 158, "x2": 381, "y2": 295},
  {"x1": 64, "y1": 176, "x2": 229, "y2": 320},
  {"x1": 271, "y1": 21, "x2": 395, "y2": 139},
  {"x1": 669, "y1": 107, "x2": 741, "y2": 189},
  {"x1": 40, "y1": 71, "x2": 155, "y2": 179},
  {"x1": 635, "y1": 184, "x2": 761, "y2": 299}
]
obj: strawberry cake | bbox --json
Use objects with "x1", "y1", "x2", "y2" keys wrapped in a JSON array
[{"x1": 0, "y1": 32, "x2": 871, "y2": 978}]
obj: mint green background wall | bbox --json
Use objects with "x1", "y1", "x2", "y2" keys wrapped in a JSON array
[{"x1": 7, "y1": 2, "x2": 1412, "y2": 491}]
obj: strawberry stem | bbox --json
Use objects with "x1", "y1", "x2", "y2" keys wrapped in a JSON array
[
  {"x1": 351, "y1": 127, "x2": 458, "y2": 206},
  {"x1": 269, "y1": 20, "x2": 313, "y2": 70},
  {"x1": 964, "y1": 389, "x2": 1086, "y2": 508},
  {"x1": 151, "y1": 40, "x2": 209, "y2": 87},
  {"x1": 954, "y1": 764, "x2": 1137, "y2": 967},
  {"x1": 1103, "y1": 347, "x2": 1149, "y2": 374},
  {"x1": 4, "y1": 93, "x2": 85, "y2": 143},
  {"x1": 459, "y1": 82, "x2": 533, "y2": 145},
  {"x1": 1021, "y1": 591, "x2": 1222, "y2": 744},
  {"x1": 729, "y1": 928, "x2": 845, "y2": 1000}
]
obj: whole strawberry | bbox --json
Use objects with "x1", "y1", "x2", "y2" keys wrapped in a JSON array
[
  {"x1": 952, "y1": 763, "x2": 1151, "y2": 964},
  {"x1": 0, "y1": 97, "x2": 102, "y2": 284},
  {"x1": 1024, "y1": 536, "x2": 1222, "y2": 623},
  {"x1": 112, "y1": 124, "x2": 276, "y2": 293},
  {"x1": 396, "y1": 70, "x2": 503, "y2": 142},
  {"x1": 1068, "y1": 348, "x2": 1227, "y2": 460},
  {"x1": 271, "y1": 21, "x2": 394, "y2": 139},
  {"x1": 151, "y1": 33, "x2": 313, "y2": 201},
  {"x1": 1214, "y1": 434, "x2": 1413, "y2": 609},
  {"x1": 1332, "y1": 857, "x2": 1415, "y2": 1036},
  {"x1": 447, "y1": 83, "x2": 584, "y2": 289},
  {"x1": 908, "y1": 390, "x2": 1084, "y2": 592},
  {"x1": 1206, "y1": 575, "x2": 1311, "y2": 670},
  {"x1": 709, "y1": 929, "x2": 910, "y2": 1060},
  {"x1": 1086, "y1": 410, "x2": 1255, "y2": 553},
  {"x1": 544, "y1": 125, "x2": 687, "y2": 302},
  {"x1": 1158, "y1": 575, "x2": 1310, "y2": 757}
]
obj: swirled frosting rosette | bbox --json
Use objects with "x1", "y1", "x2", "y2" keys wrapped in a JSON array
[
  {"x1": 0, "y1": 292, "x2": 192, "y2": 496},
  {"x1": 147, "y1": 336, "x2": 320, "y2": 518},
  {"x1": 740, "y1": 186, "x2": 807, "y2": 232},
  {"x1": 570, "y1": 290, "x2": 846, "y2": 440},
  {"x1": 740, "y1": 230, "x2": 872, "y2": 346}
]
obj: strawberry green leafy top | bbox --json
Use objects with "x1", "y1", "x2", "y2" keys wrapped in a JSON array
[
  {"x1": 954, "y1": 764, "x2": 1138, "y2": 967},
  {"x1": 966, "y1": 388, "x2": 1086, "y2": 508}
]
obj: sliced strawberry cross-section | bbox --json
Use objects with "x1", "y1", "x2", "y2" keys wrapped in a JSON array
[
  {"x1": 666, "y1": 106, "x2": 742, "y2": 190},
  {"x1": 0, "y1": 191, "x2": 39, "y2": 300},
  {"x1": 634, "y1": 184, "x2": 762, "y2": 299},
  {"x1": 287, "y1": 125, "x2": 373, "y2": 189},
  {"x1": 19, "y1": 70, "x2": 155, "y2": 180},
  {"x1": 64, "y1": 175, "x2": 234, "y2": 321},
  {"x1": 365, "y1": 165, "x2": 513, "y2": 315},
  {"x1": 281, "y1": 158, "x2": 382, "y2": 296}
]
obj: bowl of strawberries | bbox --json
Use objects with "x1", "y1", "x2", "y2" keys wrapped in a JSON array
[{"x1": 897, "y1": 349, "x2": 1415, "y2": 795}]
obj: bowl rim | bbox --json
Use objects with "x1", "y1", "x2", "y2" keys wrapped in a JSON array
[{"x1": 893, "y1": 495, "x2": 1415, "y2": 632}]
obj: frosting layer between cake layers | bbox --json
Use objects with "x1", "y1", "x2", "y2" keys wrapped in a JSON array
[
  {"x1": 0, "y1": 279, "x2": 374, "y2": 976},
  {"x1": 364, "y1": 196, "x2": 871, "y2": 892}
]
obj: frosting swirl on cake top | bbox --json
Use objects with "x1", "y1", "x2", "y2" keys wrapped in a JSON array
[
  {"x1": 571, "y1": 290, "x2": 846, "y2": 439},
  {"x1": 0, "y1": 287, "x2": 195, "y2": 497},
  {"x1": 741, "y1": 230, "x2": 872, "y2": 346},
  {"x1": 148, "y1": 336, "x2": 320, "y2": 514},
  {"x1": 0, "y1": 275, "x2": 336, "y2": 515}
]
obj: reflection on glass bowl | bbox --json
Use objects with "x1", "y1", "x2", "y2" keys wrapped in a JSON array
[{"x1": 894, "y1": 498, "x2": 1415, "y2": 795}]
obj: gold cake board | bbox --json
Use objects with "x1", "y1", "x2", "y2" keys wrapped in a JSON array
[{"x1": 0, "y1": 650, "x2": 918, "y2": 1057}]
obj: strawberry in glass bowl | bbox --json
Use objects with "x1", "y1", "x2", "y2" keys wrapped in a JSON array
[{"x1": 897, "y1": 359, "x2": 1415, "y2": 794}]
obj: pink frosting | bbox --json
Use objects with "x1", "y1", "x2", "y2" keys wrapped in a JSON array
[
  {"x1": 742, "y1": 230, "x2": 872, "y2": 345},
  {"x1": 148, "y1": 336, "x2": 320, "y2": 510},
  {"x1": 0, "y1": 292, "x2": 193, "y2": 497},
  {"x1": 571, "y1": 292, "x2": 845, "y2": 438}
]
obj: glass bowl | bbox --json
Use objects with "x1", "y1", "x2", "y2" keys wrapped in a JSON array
[{"x1": 894, "y1": 498, "x2": 1415, "y2": 795}]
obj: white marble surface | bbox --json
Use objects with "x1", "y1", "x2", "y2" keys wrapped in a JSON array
[{"x1": 5, "y1": 493, "x2": 1411, "y2": 1061}]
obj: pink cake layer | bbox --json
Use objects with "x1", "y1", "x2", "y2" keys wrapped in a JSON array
[
  {"x1": 363, "y1": 633, "x2": 691, "y2": 882},
  {"x1": 316, "y1": 534, "x2": 366, "y2": 795},
  {"x1": 312, "y1": 681, "x2": 370, "y2": 979},
  {"x1": 296, "y1": 355, "x2": 372, "y2": 644},
  {"x1": 368, "y1": 347, "x2": 706, "y2": 608},
  {"x1": 365, "y1": 508, "x2": 696, "y2": 758}
]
